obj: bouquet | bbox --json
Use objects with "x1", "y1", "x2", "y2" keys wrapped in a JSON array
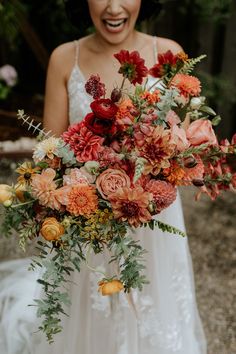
[{"x1": 0, "y1": 49, "x2": 235, "y2": 342}]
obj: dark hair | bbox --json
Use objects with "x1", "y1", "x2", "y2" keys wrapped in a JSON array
[{"x1": 64, "y1": 0, "x2": 162, "y2": 31}]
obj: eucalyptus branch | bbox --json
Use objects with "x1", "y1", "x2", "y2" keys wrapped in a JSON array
[{"x1": 17, "y1": 109, "x2": 52, "y2": 138}]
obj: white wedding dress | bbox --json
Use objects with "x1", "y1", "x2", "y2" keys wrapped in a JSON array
[{"x1": 0, "y1": 40, "x2": 207, "y2": 354}]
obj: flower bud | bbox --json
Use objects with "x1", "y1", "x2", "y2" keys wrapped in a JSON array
[
  {"x1": 184, "y1": 156, "x2": 197, "y2": 168},
  {"x1": 190, "y1": 97, "x2": 202, "y2": 110},
  {"x1": 3, "y1": 199, "x2": 13, "y2": 207},
  {"x1": 148, "y1": 202, "x2": 155, "y2": 213},
  {"x1": 110, "y1": 88, "x2": 122, "y2": 102},
  {"x1": 192, "y1": 179, "x2": 205, "y2": 187},
  {"x1": 98, "y1": 279, "x2": 124, "y2": 296},
  {"x1": 0, "y1": 184, "x2": 13, "y2": 203}
]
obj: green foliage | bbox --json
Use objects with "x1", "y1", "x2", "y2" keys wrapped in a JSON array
[
  {"x1": 197, "y1": 71, "x2": 236, "y2": 107},
  {"x1": 179, "y1": 55, "x2": 207, "y2": 75},
  {"x1": 0, "y1": 0, "x2": 27, "y2": 49},
  {"x1": 177, "y1": 0, "x2": 233, "y2": 23},
  {"x1": 31, "y1": 226, "x2": 85, "y2": 342},
  {"x1": 109, "y1": 233, "x2": 149, "y2": 292}
]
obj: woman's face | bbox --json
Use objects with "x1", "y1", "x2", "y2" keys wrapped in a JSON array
[{"x1": 87, "y1": 0, "x2": 142, "y2": 45}]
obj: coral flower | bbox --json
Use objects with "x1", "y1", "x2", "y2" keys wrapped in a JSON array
[
  {"x1": 62, "y1": 124, "x2": 104, "y2": 162},
  {"x1": 109, "y1": 186, "x2": 152, "y2": 227},
  {"x1": 140, "y1": 90, "x2": 160, "y2": 105},
  {"x1": 164, "y1": 161, "x2": 186, "y2": 185},
  {"x1": 31, "y1": 168, "x2": 70, "y2": 210},
  {"x1": 66, "y1": 185, "x2": 98, "y2": 216},
  {"x1": 114, "y1": 50, "x2": 148, "y2": 85},
  {"x1": 145, "y1": 180, "x2": 177, "y2": 213},
  {"x1": 171, "y1": 74, "x2": 201, "y2": 97},
  {"x1": 139, "y1": 126, "x2": 175, "y2": 175},
  {"x1": 115, "y1": 99, "x2": 136, "y2": 130}
]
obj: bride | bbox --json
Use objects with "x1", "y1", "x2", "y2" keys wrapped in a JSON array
[{"x1": 0, "y1": 0, "x2": 207, "y2": 353}]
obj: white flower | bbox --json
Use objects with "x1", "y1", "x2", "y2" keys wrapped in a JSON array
[
  {"x1": 0, "y1": 65, "x2": 17, "y2": 87},
  {"x1": 33, "y1": 137, "x2": 60, "y2": 162},
  {"x1": 84, "y1": 161, "x2": 100, "y2": 174},
  {"x1": 190, "y1": 96, "x2": 205, "y2": 110}
]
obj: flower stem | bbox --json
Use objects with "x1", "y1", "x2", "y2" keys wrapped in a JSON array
[
  {"x1": 11, "y1": 200, "x2": 35, "y2": 208},
  {"x1": 85, "y1": 243, "x2": 107, "y2": 277}
]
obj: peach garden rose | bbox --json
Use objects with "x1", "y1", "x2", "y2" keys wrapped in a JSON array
[{"x1": 96, "y1": 168, "x2": 131, "y2": 199}]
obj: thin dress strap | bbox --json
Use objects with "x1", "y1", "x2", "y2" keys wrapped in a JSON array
[
  {"x1": 153, "y1": 36, "x2": 158, "y2": 64},
  {"x1": 74, "y1": 39, "x2": 79, "y2": 66}
]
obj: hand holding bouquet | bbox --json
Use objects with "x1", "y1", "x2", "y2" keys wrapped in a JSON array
[{"x1": 0, "y1": 49, "x2": 235, "y2": 341}]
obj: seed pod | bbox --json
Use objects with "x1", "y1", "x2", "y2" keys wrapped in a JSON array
[
  {"x1": 110, "y1": 88, "x2": 122, "y2": 102},
  {"x1": 184, "y1": 156, "x2": 197, "y2": 168},
  {"x1": 192, "y1": 179, "x2": 205, "y2": 187}
]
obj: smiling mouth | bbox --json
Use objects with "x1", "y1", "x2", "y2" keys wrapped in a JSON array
[{"x1": 103, "y1": 19, "x2": 127, "y2": 28}]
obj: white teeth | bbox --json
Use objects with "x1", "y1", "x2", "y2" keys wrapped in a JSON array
[{"x1": 104, "y1": 19, "x2": 126, "y2": 27}]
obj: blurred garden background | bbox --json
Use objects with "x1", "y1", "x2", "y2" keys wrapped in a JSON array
[{"x1": 0, "y1": 0, "x2": 235, "y2": 353}]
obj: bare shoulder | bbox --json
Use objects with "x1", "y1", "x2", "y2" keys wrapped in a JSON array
[
  {"x1": 48, "y1": 41, "x2": 76, "y2": 81},
  {"x1": 156, "y1": 36, "x2": 184, "y2": 54}
]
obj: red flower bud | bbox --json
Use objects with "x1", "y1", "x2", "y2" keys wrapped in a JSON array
[
  {"x1": 192, "y1": 179, "x2": 205, "y2": 187},
  {"x1": 184, "y1": 156, "x2": 198, "y2": 168},
  {"x1": 111, "y1": 88, "x2": 122, "y2": 102}
]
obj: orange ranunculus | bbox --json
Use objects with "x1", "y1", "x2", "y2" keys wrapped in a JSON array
[
  {"x1": 98, "y1": 279, "x2": 124, "y2": 296},
  {"x1": 0, "y1": 184, "x2": 13, "y2": 203},
  {"x1": 40, "y1": 217, "x2": 65, "y2": 241}
]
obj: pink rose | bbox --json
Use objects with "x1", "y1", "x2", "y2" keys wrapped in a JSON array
[
  {"x1": 186, "y1": 120, "x2": 218, "y2": 146},
  {"x1": 170, "y1": 125, "x2": 190, "y2": 152},
  {"x1": 96, "y1": 169, "x2": 131, "y2": 199}
]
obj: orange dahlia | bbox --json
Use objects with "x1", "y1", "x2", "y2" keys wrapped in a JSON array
[
  {"x1": 164, "y1": 161, "x2": 186, "y2": 186},
  {"x1": 140, "y1": 126, "x2": 175, "y2": 175},
  {"x1": 171, "y1": 74, "x2": 201, "y2": 97},
  {"x1": 66, "y1": 184, "x2": 98, "y2": 216},
  {"x1": 109, "y1": 186, "x2": 152, "y2": 227},
  {"x1": 145, "y1": 180, "x2": 177, "y2": 213},
  {"x1": 140, "y1": 90, "x2": 160, "y2": 105}
]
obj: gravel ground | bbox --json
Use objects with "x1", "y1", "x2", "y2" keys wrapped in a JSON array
[{"x1": 0, "y1": 161, "x2": 235, "y2": 354}]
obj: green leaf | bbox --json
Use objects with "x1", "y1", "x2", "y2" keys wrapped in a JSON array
[{"x1": 199, "y1": 105, "x2": 216, "y2": 115}]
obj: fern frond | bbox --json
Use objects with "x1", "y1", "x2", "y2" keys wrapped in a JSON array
[
  {"x1": 17, "y1": 109, "x2": 52, "y2": 138},
  {"x1": 179, "y1": 55, "x2": 207, "y2": 75}
]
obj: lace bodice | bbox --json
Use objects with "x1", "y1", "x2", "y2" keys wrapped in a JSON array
[{"x1": 67, "y1": 38, "x2": 159, "y2": 125}]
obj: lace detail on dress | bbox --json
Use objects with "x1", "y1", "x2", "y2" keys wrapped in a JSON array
[{"x1": 67, "y1": 66, "x2": 93, "y2": 125}]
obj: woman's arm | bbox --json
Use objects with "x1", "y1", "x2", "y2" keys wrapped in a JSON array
[{"x1": 43, "y1": 46, "x2": 70, "y2": 137}]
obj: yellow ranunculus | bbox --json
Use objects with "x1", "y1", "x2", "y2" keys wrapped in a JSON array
[
  {"x1": 0, "y1": 184, "x2": 13, "y2": 204},
  {"x1": 98, "y1": 279, "x2": 124, "y2": 296},
  {"x1": 40, "y1": 217, "x2": 65, "y2": 242}
]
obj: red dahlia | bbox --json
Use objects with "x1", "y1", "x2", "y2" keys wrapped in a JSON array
[
  {"x1": 149, "y1": 50, "x2": 178, "y2": 78},
  {"x1": 114, "y1": 50, "x2": 148, "y2": 85}
]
